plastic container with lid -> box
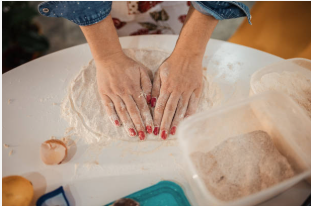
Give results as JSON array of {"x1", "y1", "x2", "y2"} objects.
[
  {"x1": 105, "y1": 181, "x2": 191, "y2": 206},
  {"x1": 178, "y1": 91, "x2": 311, "y2": 206},
  {"x1": 250, "y1": 58, "x2": 311, "y2": 95}
]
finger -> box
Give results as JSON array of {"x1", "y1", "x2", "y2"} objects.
[
  {"x1": 123, "y1": 95, "x2": 146, "y2": 140},
  {"x1": 170, "y1": 92, "x2": 192, "y2": 135},
  {"x1": 151, "y1": 69, "x2": 161, "y2": 108},
  {"x1": 101, "y1": 94, "x2": 121, "y2": 127},
  {"x1": 110, "y1": 95, "x2": 137, "y2": 137},
  {"x1": 132, "y1": 89, "x2": 154, "y2": 135},
  {"x1": 139, "y1": 66, "x2": 152, "y2": 105},
  {"x1": 185, "y1": 88, "x2": 202, "y2": 118},
  {"x1": 160, "y1": 93, "x2": 180, "y2": 140},
  {"x1": 153, "y1": 90, "x2": 170, "y2": 136}
]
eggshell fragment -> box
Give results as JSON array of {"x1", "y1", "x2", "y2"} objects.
[{"x1": 40, "y1": 139, "x2": 67, "y2": 165}]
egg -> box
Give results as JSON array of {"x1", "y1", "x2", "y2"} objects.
[{"x1": 40, "y1": 139, "x2": 67, "y2": 165}]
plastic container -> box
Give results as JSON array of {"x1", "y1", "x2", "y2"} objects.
[
  {"x1": 178, "y1": 91, "x2": 311, "y2": 206},
  {"x1": 105, "y1": 181, "x2": 191, "y2": 206},
  {"x1": 250, "y1": 58, "x2": 311, "y2": 95}
]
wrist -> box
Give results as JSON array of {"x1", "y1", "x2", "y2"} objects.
[
  {"x1": 94, "y1": 49, "x2": 124, "y2": 63},
  {"x1": 171, "y1": 48, "x2": 204, "y2": 61},
  {"x1": 95, "y1": 51, "x2": 127, "y2": 69},
  {"x1": 172, "y1": 5, "x2": 218, "y2": 60}
]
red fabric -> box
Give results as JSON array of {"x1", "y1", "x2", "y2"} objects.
[
  {"x1": 112, "y1": 18, "x2": 126, "y2": 29},
  {"x1": 138, "y1": 1, "x2": 163, "y2": 13},
  {"x1": 130, "y1": 28, "x2": 150, "y2": 35},
  {"x1": 178, "y1": 15, "x2": 187, "y2": 23}
]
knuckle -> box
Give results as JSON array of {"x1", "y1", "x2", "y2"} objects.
[
  {"x1": 135, "y1": 124, "x2": 143, "y2": 131},
  {"x1": 128, "y1": 106, "x2": 138, "y2": 114},
  {"x1": 114, "y1": 87, "x2": 126, "y2": 96},
  {"x1": 167, "y1": 104, "x2": 175, "y2": 112},
  {"x1": 155, "y1": 104, "x2": 165, "y2": 113},
  {"x1": 172, "y1": 118, "x2": 179, "y2": 125},
  {"x1": 105, "y1": 91, "x2": 114, "y2": 97},
  {"x1": 116, "y1": 106, "x2": 125, "y2": 113},
  {"x1": 175, "y1": 87, "x2": 183, "y2": 94},
  {"x1": 128, "y1": 85, "x2": 137, "y2": 94},
  {"x1": 162, "y1": 82, "x2": 170, "y2": 90},
  {"x1": 140, "y1": 103, "x2": 149, "y2": 112},
  {"x1": 160, "y1": 125, "x2": 168, "y2": 131},
  {"x1": 160, "y1": 88, "x2": 170, "y2": 95},
  {"x1": 104, "y1": 102, "x2": 113, "y2": 110},
  {"x1": 98, "y1": 87, "x2": 108, "y2": 96}
]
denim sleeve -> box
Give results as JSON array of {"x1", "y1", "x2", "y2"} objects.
[
  {"x1": 38, "y1": 1, "x2": 112, "y2": 26},
  {"x1": 192, "y1": 1, "x2": 252, "y2": 25}
]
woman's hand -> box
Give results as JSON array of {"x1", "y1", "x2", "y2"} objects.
[
  {"x1": 151, "y1": 5, "x2": 218, "y2": 140},
  {"x1": 96, "y1": 52, "x2": 153, "y2": 140},
  {"x1": 151, "y1": 52, "x2": 203, "y2": 139},
  {"x1": 80, "y1": 15, "x2": 154, "y2": 140}
]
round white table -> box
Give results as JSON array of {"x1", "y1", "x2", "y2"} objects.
[{"x1": 3, "y1": 35, "x2": 311, "y2": 206}]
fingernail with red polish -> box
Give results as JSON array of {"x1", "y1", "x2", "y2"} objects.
[
  {"x1": 170, "y1": 126, "x2": 177, "y2": 135},
  {"x1": 161, "y1": 130, "x2": 168, "y2": 140},
  {"x1": 146, "y1": 126, "x2": 152, "y2": 134},
  {"x1": 138, "y1": 131, "x2": 145, "y2": 140},
  {"x1": 146, "y1": 94, "x2": 151, "y2": 104},
  {"x1": 115, "y1": 120, "x2": 120, "y2": 127},
  {"x1": 151, "y1": 98, "x2": 157, "y2": 108},
  {"x1": 129, "y1": 128, "x2": 136, "y2": 137},
  {"x1": 153, "y1": 127, "x2": 159, "y2": 135}
]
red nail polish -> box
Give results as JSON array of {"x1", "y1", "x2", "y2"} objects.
[
  {"x1": 146, "y1": 126, "x2": 152, "y2": 134},
  {"x1": 153, "y1": 127, "x2": 159, "y2": 135},
  {"x1": 129, "y1": 128, "x2": 136, "y2": 137},
  {"x1": 170, "y1": 126, "x2": 177, "y2": 135},
  {"x1": 151, "y1": 98, "x2": 156, "y2": 107},
  {"x1": 115, "y1": 120, "x2": 120, "y2": 126},
  {"x1": 146, "y1": 94, "x2": 151, "y2": 104},
  {"x1": 138, "y1": 131, "x2": 145, "y2": 140},
  {"x1": 161, "y1": 130, "x2": 167, "y2": 140}
]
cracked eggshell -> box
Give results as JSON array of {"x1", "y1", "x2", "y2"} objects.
[{"x1": 40, "y1": 139, "x2": 67, "y2": 165}]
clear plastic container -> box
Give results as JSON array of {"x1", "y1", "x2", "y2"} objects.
[
  {"x1": 178, "y1": 91, "x2": 311, "y2": 206},
  {"x1": 250, "y1": 58, "x2": 311, "y2": 95}
]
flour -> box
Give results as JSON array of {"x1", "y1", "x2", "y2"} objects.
[
  {"x1": 253, "y1": 71, "x2": 311, "y2": 118},
  {"x1": 61, "y1": 49, "x2": 223, "y2": 144},
  {"x1": 191, "y1": 130, "x2": 295, "y2": 202}
]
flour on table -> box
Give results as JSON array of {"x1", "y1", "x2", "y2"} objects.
[
  {"x1": 191, "y1": 130, "x2": 295, "y2": 202},
  {"x1": 253, "y1": 71, "x2": 311, "y2": 118},
  {"x1": 61, "y1": 49, "x2": 223, "y2": 144}
]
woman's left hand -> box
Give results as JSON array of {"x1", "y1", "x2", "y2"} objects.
[{"x1": 151, "y1": 51, "x2": 203, "y2": 140}]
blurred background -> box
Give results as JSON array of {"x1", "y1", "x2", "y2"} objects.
[{"x1": 2, "y1": 1, "x2": 311, "y2": 73}]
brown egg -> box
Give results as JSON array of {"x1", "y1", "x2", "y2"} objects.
[{"x1": 40, "y1": 139, "x2": 67, "y2": 165}]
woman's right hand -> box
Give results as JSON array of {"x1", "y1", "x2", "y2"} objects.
[{"x1": 96, "y1": 51, "x2": 153, "y2": 140}]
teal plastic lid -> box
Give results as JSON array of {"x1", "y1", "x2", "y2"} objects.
[{"x1": 105, "y1": 181, "x2": 191, "y2": 206}]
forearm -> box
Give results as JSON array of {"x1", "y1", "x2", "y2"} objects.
[
  {"x1": 173, "y1": 6, "x2": 218, "y2": 59},
  {"x1": 80, "y1": 14, "x2": 122, "y2": 62}
]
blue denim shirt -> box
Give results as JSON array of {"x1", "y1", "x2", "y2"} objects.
[{"x1": 38, "y1": 1, "x2": 251, "y2": 26}]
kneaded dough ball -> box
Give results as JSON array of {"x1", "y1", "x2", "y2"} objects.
[
  {"x1": 40, "y1": 139, "x2": 67, "y2": 165},
  {"x1": 2, "y1": 175, "x2": 34, "y2": 206}
]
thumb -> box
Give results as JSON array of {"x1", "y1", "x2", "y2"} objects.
[{"x1": 140, "y1": 66, "x2": 152, "y2": 104}]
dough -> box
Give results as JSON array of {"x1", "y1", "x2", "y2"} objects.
[
  {"x1": 61, "y1": 49, "x2": 222, "y2": 143},
  {"x1": 191, "y1": 131, "x2": 295, "y2": 201}
]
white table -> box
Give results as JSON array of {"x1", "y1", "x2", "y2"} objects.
[{"x1": 3, "y1": 35, "x2": 310, "y2": 206}]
